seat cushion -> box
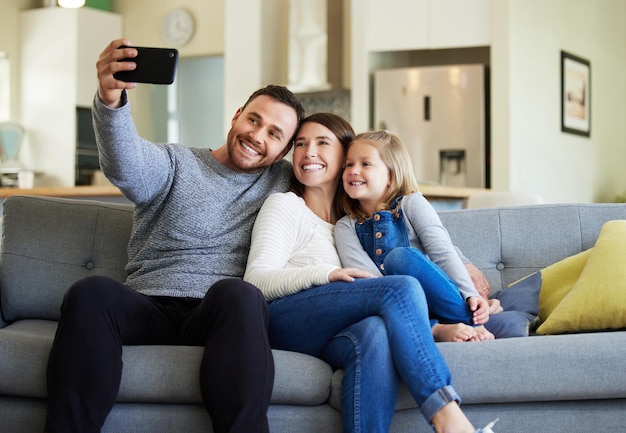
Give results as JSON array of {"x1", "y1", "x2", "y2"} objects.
[
  {"x1": 0, "y1": 319, "x2": 332, "y2": 406},
  {"x1": 328, "y1": 330, "x2": 626, "y2": 412}
]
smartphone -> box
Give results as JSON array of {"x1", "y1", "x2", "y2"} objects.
[{"x1": 113, "y1": 46, "x2": 179, "y2": 85}]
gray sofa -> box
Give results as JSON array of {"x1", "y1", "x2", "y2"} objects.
[{"x1": 2, "y1": 195, "x2": 626, "y2": 433}]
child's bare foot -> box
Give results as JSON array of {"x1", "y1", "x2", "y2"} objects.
[
  {"x1": 470, "y1": 325, "x2": 495, "y2": 341},
  {"x1": 433, "y1": 323, "x2": 477, "y2": 342}
]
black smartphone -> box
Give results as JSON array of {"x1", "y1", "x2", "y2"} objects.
[{"x1": 113, "y1": 46, "x2": 179, "y2": 85}]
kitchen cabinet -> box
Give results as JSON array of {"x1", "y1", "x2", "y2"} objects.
[
  {"x1": 367, "y1": 0, "x2": 430, "y2": 52},
  {"x1": 19, "y1": 8, "x2": 122, "y2": 187},
  {"x1": 367, "y1": 0, "x2": 490, "y2": 52}
]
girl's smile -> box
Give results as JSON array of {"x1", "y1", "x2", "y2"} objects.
[{"x1": 343, "y1": 139, "x2": 391, "y2": 216}]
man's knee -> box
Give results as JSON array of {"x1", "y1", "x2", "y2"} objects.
[
  {"x1": 62, "y1": 275, "x2": 124, "y2": 315},
  {"x1": 205, "y1": 278, "x2": 267, "y2": 314}
]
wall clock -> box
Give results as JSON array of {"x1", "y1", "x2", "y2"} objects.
[{"x1": 161, "y1": 8, "x2": 195, "y2": 47}]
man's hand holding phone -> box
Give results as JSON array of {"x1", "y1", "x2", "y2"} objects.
[
  {"x1": 96, "y1": 39, "x2": 178, "y2": 109},
  {"x1": 96, "y1": 39, "x2": 139, "y2": 108}
]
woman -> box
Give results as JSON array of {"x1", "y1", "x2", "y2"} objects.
[{"x1": 244, "y1": 113, "x2": 497, "y2": 433}]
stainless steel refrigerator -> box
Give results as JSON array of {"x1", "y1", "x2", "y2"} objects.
[{"x1": 374, "y1": 64, "x2": 488, "y2": 188}]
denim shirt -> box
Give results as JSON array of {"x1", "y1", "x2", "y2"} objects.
[{"x1": 355, "y1": 197, "x2": 410, "y2": 274}]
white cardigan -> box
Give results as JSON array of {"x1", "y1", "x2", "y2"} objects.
[{"x1": 244, "y1": 192, "x2": 341, "y2": 301}]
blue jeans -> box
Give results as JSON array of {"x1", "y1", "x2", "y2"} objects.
[
  {"x1": 268, "y1": 275, "x2": 461, "y2": 432},
  {"x1": 384, "y1": 247, "x2": 474, "y2": 326}
]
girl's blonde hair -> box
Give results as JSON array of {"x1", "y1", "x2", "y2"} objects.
[{"x1": 341, "y1": 130, "x2": 419, "y2": 221}]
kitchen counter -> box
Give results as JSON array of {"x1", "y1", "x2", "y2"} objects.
[
  {"x1": 0, "y1": 185, "x2": 123, "y2": 198},
  {"x1": 418, "y1": 184, "x2": 490, "y2": 210},
  {"x1": 0, "y1": 186, "x2": 131, "y2": 207},
  {"x1": 0, "y1": 184, "x2": 487, "y2": 210},
  {"x1": 417, "y1": 184, "x2": 487, "y2": 201}
]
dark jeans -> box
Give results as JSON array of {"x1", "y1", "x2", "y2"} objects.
[{"x1": 44, "y1": 276, "x2": 274, "y2": 433}]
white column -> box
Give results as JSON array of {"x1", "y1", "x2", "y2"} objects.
[{"x1": 287, "y1": 0, "x2": 330, "y2": 92}]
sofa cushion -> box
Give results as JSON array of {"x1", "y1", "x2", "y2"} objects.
[
  {"x1": 328, "y1": 331, "x2": 626, "y2": 412},
  {"x1": 118, "y1": 347, "x2": 333, "y2": 406},
  {"x1": 537, "y1": 249, "x2": 592, "y2": 322},
  {"x1": 497, "y1": 271, "x2": 541, "y2": 315},
  {"x1": 0, "y1": 319, "x2": 332, "y2": 406},
  {"x1": 0, "y1": 196, "x2": 133, "y2": 322},
  {"x1": 484, "y1": 310, "x2": 536, "y2": 338},
  {"x1": 0, "y1": 319, "x2": 54, "y2": 398},
  {"x1": 537, "y1": 220, "x2": 626, "y2": 334},
  {"x1": 485, "y1": 271, "x2": 541, "y2": 338},
  {"x1": 437, "y1": 331, "x2": 626, "y2": 404},
  {"x1": 440, "y1": 204, "x2": 626, "y2": 295}
]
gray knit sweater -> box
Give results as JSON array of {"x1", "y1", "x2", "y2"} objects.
[{"x1": 92, "y1": 93, "x2": 292, "y2": 298}]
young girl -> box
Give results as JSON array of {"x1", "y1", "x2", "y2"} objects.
[
  {"x1": 335, "y1": 130, "x2": 494, "y2": 342},
  {"x1": 245, "y1": 115, "x2": 497, "y2": 432}
]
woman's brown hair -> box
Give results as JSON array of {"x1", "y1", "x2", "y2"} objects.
[{"x1": 289, "y1": 113, "x2": 355, "y2": 219}]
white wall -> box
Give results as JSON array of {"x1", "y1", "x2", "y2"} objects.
[
  {"x1": 0, "y1": 0, "x2": 39, "y2": 122},
  {"x1": 3, "y1": 0, "x2": 625, "y2": 199},
  {"x1": 224, "y1": 0, "x2": 264, "y2": 131},
  {"x1": 493, "y1": 0, "x2": 626, "y2": 203},
  {"x1": 111, "y1": 0, "x2": 224, "y2": 140},
  {"x1": 354, "y1": 0, "x2": 626, "y2": 204},
  {"x1": 19, "y1": 8, "x2": 122, "y2": 186}
]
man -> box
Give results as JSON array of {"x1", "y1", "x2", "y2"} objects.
[{"x1": 44, "y1": 39, "x2": 305, "y2": 433}]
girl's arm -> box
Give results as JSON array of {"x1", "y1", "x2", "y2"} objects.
[
  {"x1": 334, "y1": 216, "x2": 383, "y2": 276},
  {"x1": 402, "y1": 193, "x2": 480, "y2": 300},
  {"x1": 244, "y1": 193, "x2": 338, "y2": 301}
]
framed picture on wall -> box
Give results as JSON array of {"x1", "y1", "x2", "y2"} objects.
[{"x1": 561, "y1": 50, "x2": 591, "y2": 137}]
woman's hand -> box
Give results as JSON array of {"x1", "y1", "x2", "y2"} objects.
[
  {"x1": 465, "y1": 263, "x2": 491, "y2": 298},
  {"x1": 329, "y1": 268, "x2": 374, "y2": 283}
]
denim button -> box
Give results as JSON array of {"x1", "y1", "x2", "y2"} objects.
[
  {"x1": 374, "y1": 214, "x2": 381, "y2": 221},
  {"x1": 496, "y1": 262, "x2": 505, "y2": 271},
  {"x1": 375, "y1": 232, "x2": 382, "y2": 239},
  {"x1": 376, "y1": 248, "x2": 383, "y2": 256}
]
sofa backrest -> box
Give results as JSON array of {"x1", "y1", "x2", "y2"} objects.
[
  {"x1": 2, "y1": 196, "x2": 626, "y2": 323},
  {"x1": 0, "y1": 195, "x2": 133, "y2": 322},
  {"x1": 439, "y1": 203, "x2": 626, "y2": 292}
]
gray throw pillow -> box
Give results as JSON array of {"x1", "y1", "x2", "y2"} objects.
[{"x1": 484, "y1": 271, "x2": 542, "y2": 338}]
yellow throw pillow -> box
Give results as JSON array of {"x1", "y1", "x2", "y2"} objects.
[
  {"x1": 536, "y1": 220, "x2": 626, "y2": 334},
  {"x1": 538, "y1": 248, "x2": 592, "y2": 322}
]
